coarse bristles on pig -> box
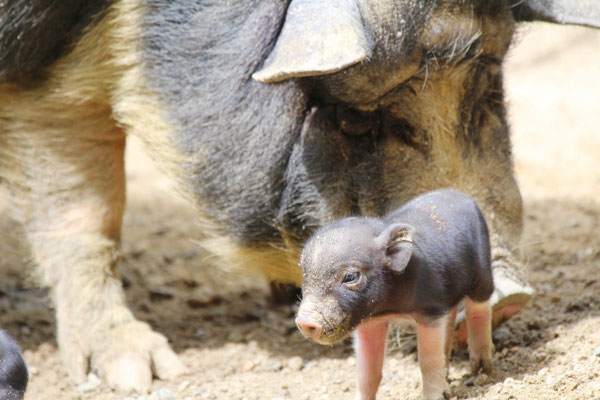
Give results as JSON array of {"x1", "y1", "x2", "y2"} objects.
[
  {"x1": 297, "y1": 189, "x2": 494, "y2": 400},
  {"x1": 1, "y1": 0, "x2": 599, "y2": 393},
  {"x1": 0, "y1": 330, "x2": 28, "y2": 400}
]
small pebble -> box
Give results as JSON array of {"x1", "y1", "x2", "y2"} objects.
[
  {"x1": 195, "y1": 328, "x2": 206, "y2": 337},
  {"x1": 266, "y1": 361, "x2": 283, "y2": 372},
  {"x1": 152, "y1": 388, "x2": 175, "y2": 400},
  {"x1": 493, "y1": 327, "x2": 512, "y2": 342},
  {"x1": 594, "y1": 345, "x2": 600, "y2": 357},
  {"x1": 474, "y1": 373, "x2": 489, "y2": 386},
  {"x1": 287, "y1": 356, "x2": 304, "y2": 371},
  {"x1": 242, "y1": 359, "x2": 256, "y2": 373},
  {"x1": 228, "y1": 330, "x2": 244, "y2": 342},
  {"x1": 536, "y1": 351, "x2": 548, "y2": 362},
  {"x1": 178, "y1": 380, "x2": 191, "y2": 392},
  {"x1": 76, "y1": 373, "x2": 101, "y2": 393}
]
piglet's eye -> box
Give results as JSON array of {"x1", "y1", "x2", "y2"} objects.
[{"x1": 342, "y1": 272, "x2": 360, "y2": 285}]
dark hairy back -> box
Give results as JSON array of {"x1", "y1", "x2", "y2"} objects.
[
  {"x1": 387, "y1": 190, "x2": 493, "y2": 314},
  {"x1": 0, "y1": 0, "x2": 110, "y2": 83}
]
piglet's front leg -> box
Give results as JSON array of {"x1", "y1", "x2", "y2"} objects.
[
  {"x1": 354, "y1": 321, "x2": 388, "y2": 400},
  {"x1": 417, "y1": 316, "x2": 452, "y2": 400}
]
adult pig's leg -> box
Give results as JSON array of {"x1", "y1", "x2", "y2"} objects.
[{"x1": 0, "y1": 96, "x2": 185, "y2": 393}]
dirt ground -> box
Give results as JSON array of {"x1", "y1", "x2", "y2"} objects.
[{"x1": 1, "y1": 23, "x2": 599, "y2": 400}]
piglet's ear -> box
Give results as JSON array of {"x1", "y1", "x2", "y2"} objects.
[
  {"x1": 376, "y1": 223, "x2": 416, "y2": 273},
  {"x1": 252, "y1": 0, "x2": 371, "y2": 83}
]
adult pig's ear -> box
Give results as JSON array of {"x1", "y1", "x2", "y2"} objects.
[
  {"x1": 512, "y1": 0, "x2": 600, "y2": 28},
  {"x1": 376, "y1": 223, "x2": 416, "y2": 273},
  {"x1": 252, "y1": 0, "x2": 371, "y2": 83}
]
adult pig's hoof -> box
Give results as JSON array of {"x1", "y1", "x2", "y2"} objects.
[
  {"x1": 95, "y1": 322, "x2": 187, "y2": 393},
  {"x1": 61, "y1": 320, "x2": 187, "y2": 393}
]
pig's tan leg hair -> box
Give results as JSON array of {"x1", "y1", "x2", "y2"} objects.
[
  {"x1": 0, "y1": 1, "x2": 189, "y2": 393},
  {"x1": 465, "y1": 298, "x2": 493, "y2": 374},
  {"x1": 354, "y1": 321, "x2": 388, "y2": 400},
  {"x1": 417, "y1": 316, "x2": 451, "y2": 400},
  {"x1": 0, "y1": 98, "x2": 185, "y2": 393}
]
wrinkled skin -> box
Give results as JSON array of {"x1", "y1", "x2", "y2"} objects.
[{"x1": 1, "y1": 0, "x2": 599, "y2": 393}]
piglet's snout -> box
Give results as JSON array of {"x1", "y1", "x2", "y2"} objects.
[{"x1": 295, "y1": 315, "x2": 323, "y2": 340}]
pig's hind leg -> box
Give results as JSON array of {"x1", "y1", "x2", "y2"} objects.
[
  {"x1": 465, "y1": 297, "x2": 493, "y2": 374},
  {"x1": 443, "y1": 306, "x2": 458, "y2": 377}
]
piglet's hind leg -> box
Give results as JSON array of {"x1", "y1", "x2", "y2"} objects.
[
  {"x1": 444, "y1": 306, "x2": 458, "y2": 377},
  {"x1": 354, "y1": 321, "x2": 388, "y2": 400},
  {"x1": 465, "y1": 298, "x2": 494, "y2": 374},
  {"x1": 417, "y1": 316, "x2": 451, "y2": 400}
]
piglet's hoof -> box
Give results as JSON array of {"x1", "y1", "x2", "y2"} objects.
[
  {"x1": 421, "y1": 383, "x2": 451, "y2": 400},
  {"x1": 470, "y1": 352, "x2": 493, "y2": 375},
  {"x1": 61, "y1": 320, "x2": 186, "y2": 393}
]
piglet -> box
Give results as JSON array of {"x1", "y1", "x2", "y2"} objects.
[{"x1": 296, "y1": 189, "x2": 494, "y2": 400}]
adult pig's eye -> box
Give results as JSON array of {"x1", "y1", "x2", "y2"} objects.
[{"x1": 342, "y1": 271, "x2": 360, "y2": 285}]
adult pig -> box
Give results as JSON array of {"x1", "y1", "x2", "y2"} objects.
[
  {"x1": 1, "y1": 0, "x2": 599, "y2": 393},
  {"x1": 0, "y1": 330, "x2": 28, "y2": 400}
]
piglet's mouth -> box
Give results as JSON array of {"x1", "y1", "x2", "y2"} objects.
[
  {"x1": 310, "y1": 328, "x2": 353, "y2": 346},
  {"x1": 296, "y1": 312, "x2": 354, "y2": 345}
]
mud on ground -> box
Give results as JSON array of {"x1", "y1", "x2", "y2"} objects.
[{"x1": 1, "y1": 23, "x2": 599, "y2": 400}]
